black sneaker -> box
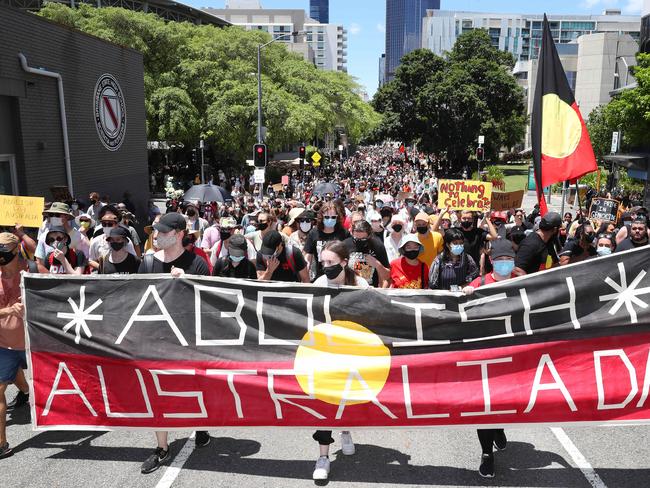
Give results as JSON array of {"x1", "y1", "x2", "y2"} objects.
[
  {"x1": 140, "y1": 447, "x2": 170, "y2": 474},
  {"x1": 479, "y1": 453, "x2": 495, "y2": 478},
  {"x1": 195, "y1": 431, "x2": 210, "y2": 448},
  {"x1": 493, "y1": 430, "x2": 507, "y2": 451},
  {"x1": 7, "y1": 390, "x2": 29, "y2": 410},
  {"x1": 0, "y1": 443, "x2": 14, "y2": 460}
]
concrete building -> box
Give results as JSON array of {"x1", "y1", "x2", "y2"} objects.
[
  {"x1": 385, "y1": 0, "x2": 440, "y2": 83},
  {"x1": 422, "y1": 9, "x2": 640, "y2": 61},
  {"x1": 379, "y1": 53, "x2": 386, "y2": 87},
  {"x1": 310, "y1": 0, "x2": 329, "y2": 24},
  {"x1": 205, "y1": 6, "x2": 347, "y2": 73},
  {"x1": 0, "y1": 5, "x2": 149, "y2": 214},
  {"x1": 643, "y1": 0, "x2": 650, "y2": 53}
]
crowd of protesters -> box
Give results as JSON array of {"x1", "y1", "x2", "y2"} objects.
[{"x1": 1, "y1": 144, "x2": 649, "y2": 480}]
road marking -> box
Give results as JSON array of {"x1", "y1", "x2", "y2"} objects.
[
  {"x1": 550, "y1": 427, "x2": 607, "y2": 488},
  {"x1": 155, "y1": 432, "x2": 196, "y2": 488}
]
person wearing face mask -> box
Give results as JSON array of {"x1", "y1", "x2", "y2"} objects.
[
  {"x1": 515, "y1": 211, "x2": 562, "y2": 274},
  {"x1": 558, "y1": 221, "x2": 597, "y2": 265},
  {"x1": 616, "y1": 218, "x2": 650, "y2": 252},
  {"x1": 282, "y1": 207, "x2": 307, "y2": 237},
  {"x1": 367, "y1": 211, "x2": 385, "y2": 240},
  {"x1": 35, "y1": 202, "x2": 83, "y2": 268},
  {"x1": 99, "y1": 226, "x2": 140, "y2": 274},
  {"x1": 183, "y1": 202, "x2": 208, "y2": 247},
  {"x1": 384, "y1": 216, "x2": 406, "y2": 263},
  {"x1": 595, "y1": 233, "x2": 616, "y2": 257},
  {"x1": 212, "y1": 234, "x2": 257, "y2": 279},
  {"x1": 0, "y1": 233, "x2": 30, "y2": 460},
  {"x1": 256, "y1": 231, "x2": 310, "y2": 283},
  {"x1": 183, "y1": 228, "x2": 212, "y2": 273},
  {"x1": 343, "y1": 220, "x2": 390, "y2": 288},
  {"x1": 413, "y1": 212, "x2": 443, "y2": 268},
  {"x1": 245, "y1": 212, "x2": 286, "y2": 253},
  {"x1": 138, "y1": 211, "x2": 210, "y2": 475},
  {"x1": 462, "y1": 239, "x2": 520, "y2": 478},
  {"x1": 429, "y1": 228, "x2": 479, "y2": 290},
  {"x1": 43, "y1": 228, "x2": 87, "y2": 275},
  {"x1": 389, "y1": 234, "x2": 429, "y2": 289},
  {"x1": 86, "y1": 192, "x2": 105, "y2": 223},
  {"x1": 304, "y1": 202, "x2": 350, "y2": 278},
  {"x1": 88, "y1": 206, "x2": 137, "y2": 271},
  {"x1": 458, "y1": 210, "x2": 497, "y2": 265},
  {"x1": 289, "y1": 209, "x2": 316, "y2": 252},
  {"x1": 119, "y1": 211, "x2": 142, "y2": 257},
  {"x1": 310, "y1": 240, "x2": 366, "y2": 481}
]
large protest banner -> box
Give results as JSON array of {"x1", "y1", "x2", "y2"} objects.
[
  {"x1": 438, "y1": 180, "x2": 492, "y2": 211},
  {"x1": 23, "y1": 247, "x2": 650, "y2": 430}
]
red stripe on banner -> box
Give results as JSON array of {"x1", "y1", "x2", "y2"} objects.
[{"x1": 30, "y1": 331, "x2": 650, "y2": 430}]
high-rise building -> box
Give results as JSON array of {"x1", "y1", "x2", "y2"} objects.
[
  {"x1": 642, "y1": 0, "x2": 650, "y2": 53},
  {"x1": 379, "y1": 53, "x2": 386, "y2": 87},
  {"x1": 310, "y1": 0, "x2": 329, "y2": 24},
  {"x1": 384, "y1": 0, "x2": 440, "y2": 83}
]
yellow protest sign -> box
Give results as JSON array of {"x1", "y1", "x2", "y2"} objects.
[
  {"x1": 0, "y1": 195, "x2": 45, "y2": 228},
  {"x1": 438, "y1": 179, "x2": 492, "y2": 211}
]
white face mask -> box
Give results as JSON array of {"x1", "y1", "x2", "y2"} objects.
[
  {"x1": 49, "y1": 217, "x2": 63, "y2": 227},
  {"x1": 299, "y1": 222, "x2": 312, "y2": 233}
]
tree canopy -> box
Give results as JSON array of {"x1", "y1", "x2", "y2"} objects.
[
  {"x1": 372, "y1": 30, "x2": 526, "y2": 171},
  {"x1": 39, "y1": 4, "x2": 380, "y2": 164}
]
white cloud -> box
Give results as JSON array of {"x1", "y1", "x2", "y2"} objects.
[
  {"x1": 349, "y1": 23, "x2": 361, "y2": 35},
  {"x1": 376, "y1": 23, "x2": 386, "y2": 33},
  {"x1": 580, "y1": 0, "x2": 642, "y2": 11},
  {"x1": 624, "y1": 0, "x2": 643, "y2": 12}
]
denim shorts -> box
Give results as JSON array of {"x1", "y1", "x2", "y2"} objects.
[{"x1": 0, "y1": 348, "x2": 27, "y2": 383}]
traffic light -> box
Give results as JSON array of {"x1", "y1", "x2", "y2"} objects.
[
  {"x1": 476, "y1": 146, "x2": 485, "y2": 161},
  {"x1": 299, "y1": 146, "x2": 306, "y2": 160},
  {"x1": 254, "y1": 143, "x2": 267, "y2": 168}
]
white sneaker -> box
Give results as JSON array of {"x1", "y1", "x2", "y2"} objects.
[
  {"x1": 340, "y1": 431, "x2": 355, "y2": 455},
  {"x1": 313, "y1": 456, "x2": 330, "y2": 480}
]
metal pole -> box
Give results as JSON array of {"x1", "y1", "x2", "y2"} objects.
[
  {"x1": 200, "y1": 144, "x2": 205, "y2": 184},
  {"x1": 560, "y1": 181, "x2": 567, "y2": 217},
  {"x1": 257, "y1": 45, "x2": 263, "y2": 145}
]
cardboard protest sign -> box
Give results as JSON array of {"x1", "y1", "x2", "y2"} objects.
[
  {"x1": 438, "y1": 180, "x2": 492, "y2": 211},
  {"x1": 589, "y1": 198, "x2": 620, "y2": 222},
  {"x1": 491, "y1": 190, "x2": 525, "y2": 211},
  {"x1": 281, "y1": 175, "x2": 289, "y2": 185},
  {"x1": 0, "y1": 195, "x2": 45, "y2": 228}
]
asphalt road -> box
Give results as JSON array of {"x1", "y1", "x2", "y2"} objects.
[{"x1": 3, "y1": 384, "x2": 650, "y2": 488}]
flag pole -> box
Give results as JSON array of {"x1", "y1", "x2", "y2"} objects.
[{"x1": 575, "y1": 181, "x2": 583, "y2": 217}]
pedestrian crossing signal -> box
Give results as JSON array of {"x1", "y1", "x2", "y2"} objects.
[
  {"x1": 299, "y1": 146, "x2": 306, "y2": 159},
  {"x1": 476, "y1": 147, "x2": 485, "y2": 161},
  {"x1": 254, "y1": 144, "x2": 267, "y2": 168}
]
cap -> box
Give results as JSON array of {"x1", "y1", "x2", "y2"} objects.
[
  {"x1": 398, "y1": 233, "x2": 423, "y2": 250},
  {"x1": 108, "y1": 225, "x2": 131, "y2": 241},
  {"x1": 539, "y1": 212, "x2": 562, "y2": 230},
  {"x1": 367, "y1": 211, "x2": 382, "y2": 222},
  {"x1": 43, "y1": 202, "x2": 73, "y2": 217},
  {"x1": 260, "y1": 230, "x2": 283, "y2": 256},
  {"x1": 0, "y1": 233, "x2": 19, "y2": 252},
  {"x1": 219, "y1": 217, "x2": 237, "y2": 229},
  {"x1": 491, "y1": 211, "x2": 508, "y2": 222},
  {"x1": 490, "y1": 239, "x2": 516, "y2": 259},
  {"x1": 414, "y1": 212, "x2": 430, "y2": 223},
  {"x1": 287, "y1": 208, "x2": 305, "y2": 226},
  {"x1": 297, "y1": 209, "x2": 316, "y2": 221},
  {"x1": 227, "y1": 234, "x2": 248, "y2": 258},
  {"x1": 153, "y1": 212, "x2": 187, "y2": 233},
  {"x1": 46, "y1": 226, "x2": 71, "y2": 244},
  {"x1": 98, "y1": 205, "x2": 120, "y2": 221}
]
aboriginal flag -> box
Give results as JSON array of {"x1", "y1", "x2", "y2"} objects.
[{"x1": 531, "y1": 15, "x2": 597, "y2": 214}]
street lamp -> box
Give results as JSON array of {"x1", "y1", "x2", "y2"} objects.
[{"x1": 257, "y1": 30, "x2": 303, "y2": 199}]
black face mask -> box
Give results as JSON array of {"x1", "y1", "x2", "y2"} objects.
[
  {"x1": 402, "y1": 249, "x2": 420, "y2": 260},
  {"x1": 354, "y1": 238, "x2": 369, "y2": 253},
  {"x1": 110, "y1": 241, "x2": 126, "y2": 251},
  {"x1": 257, "y1": 223, "x2": 269, "y2": 231},
  {"x1": 0, "y1": 251, "x2": 17, "y2": 265},
  {"x1": 186, "y1": 209, "x2": 197, "y2": 217},
  {"x1": 416, "y1": 226, "x2": 429, "y2": 235},
  {"x1": 323, "y1": 263, "x2": 343, "y2": 280},
  {"x1": 392, "y1": 224, "x2": 403, "y2": 233},
  {"x1": 182, "y1": 236, "x2": 195, "y2": 247},
  {"x1": 220, "y1": 231, "x2": 232, "y2": 241},
  {"x1": 461, "y1": 221, "x2": 473, "y2": 230},
  {"x1": 584, "y1": 233, "x2": 596, "y2": 243}
]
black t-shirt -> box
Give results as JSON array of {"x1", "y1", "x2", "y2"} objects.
[
  {"x1": 256, "y1": 246, "x2": 307, "y2": 282},
  {"x1": 515, "y1": 232, "x2": 558, "y2": 274},
  {"x1": 616, "y1": 238, "x2": 649, "y2": 252},
  {"x1": 212, "y1": 257, "x2": 257, "y2": 279},
  {"x1": 138, "y1": 250, "x2": 210, "y2": 276},
  {"x1": 461, "y1": 227, "x2": 489, "y2": 264},
  {"x1": 343, "y1": 236, "x2": 390, "y2": 287},
  {"x1": 303, "y1": 226, "x2": 350, "y2": 277},
  {"x1": 101, "y1": 253, "x2": 141, "y2": 275},
  {"x1": 559, "y1": 238, "x2": 597, "y2": 260}
]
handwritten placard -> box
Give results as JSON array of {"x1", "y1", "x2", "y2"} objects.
[
  {"x1": 589, "y1": 198, "x2": 620, "y2": 222},
  {"x1": 491, "y1": 190, "x2": 525, "y2": 211},
  {"x1": 0, "y1": 195, "x2": 45, "y2": 228},
  {"x1": 438, "y1": 179, "x2": 492, "y2": 211}
]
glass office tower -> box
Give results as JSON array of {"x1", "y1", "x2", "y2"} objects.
[{"x1": 310, "y1": 0, "x2": 329, "y2": 24}]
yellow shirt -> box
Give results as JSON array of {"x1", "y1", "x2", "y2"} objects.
[{"x1": 418, "y1": 231, "x2": 443, "y2": 267}]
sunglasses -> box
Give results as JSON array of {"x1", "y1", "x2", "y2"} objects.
[
  {"x1": 46, "y1": 236, "x2": 66, "y2": 245},
  {"x1": 101, "y1": 221, "x2": 117, "y2": 227}
]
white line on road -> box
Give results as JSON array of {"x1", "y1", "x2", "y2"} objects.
[
  {"x1": 155, "y1": 432, "x2": 196, "y2": 488},
  {"x1": 550, "y1": 427, "x2": 607, "y2": 488}
]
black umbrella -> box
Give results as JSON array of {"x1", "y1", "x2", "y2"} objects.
[
  {"x1": 313, "y1": 182, "x2": 340, "y2": 196},
  {"x1": 182, "y1": 183, "x2": 231, "y2": 203}
]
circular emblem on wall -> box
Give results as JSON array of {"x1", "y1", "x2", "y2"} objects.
[{"x1": 94, "y1": 74, "x2": 126, "y2": 151}]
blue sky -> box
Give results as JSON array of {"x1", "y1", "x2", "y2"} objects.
[{"x1": 185, "y1": 0, "x2": 645, "y2": 97}]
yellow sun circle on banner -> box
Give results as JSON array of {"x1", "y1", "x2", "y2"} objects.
[
  {"x1": 542, "y1": 93, "x2": 582, "y2": 159},
  {"x1": 294, "y1": 320, "x2": 391, "y2": 406}
]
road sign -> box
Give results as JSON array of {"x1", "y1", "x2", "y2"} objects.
[
  {"x1": 254, "y1": 168, "x2": 265, "y2": 184},
  {"x1": 338, "y1": 144, "x2": 344, "y2": 151},
  {"x1": 311, "y1": 152, "x2": 322, "y2": 164},
  {"x1": 611, "y1": 132, "x2": 620, "y2": 155},
  {"x1": 478, "y1": 135, "x2": 485, "y2": 145}
]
